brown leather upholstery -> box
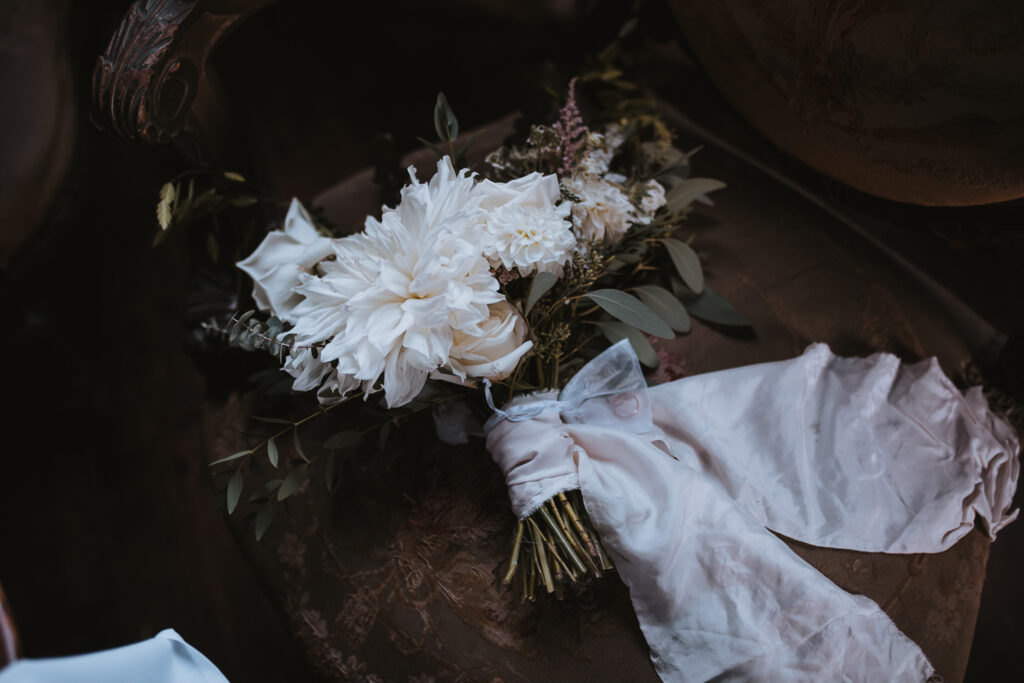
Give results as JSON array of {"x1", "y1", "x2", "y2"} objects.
[{"x1": 203, "y1": 114, "x2": 998, "y2": 681}]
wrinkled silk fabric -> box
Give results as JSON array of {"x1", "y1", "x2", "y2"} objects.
[{"x1": 485, "y1": 342, "x2": 1019, "y2": 682}]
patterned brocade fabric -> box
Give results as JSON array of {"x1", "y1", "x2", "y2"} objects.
[{"x1": 202, "y1": 126, "x2": 1002, "y2": 682}]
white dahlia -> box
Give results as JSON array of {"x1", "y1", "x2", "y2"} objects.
[
  {"x1": 477, "y1": 172, "x2": 574, "y2": 276},
  {"x1": 282, "y1": 158, "x2": 524, "y2": 407}
]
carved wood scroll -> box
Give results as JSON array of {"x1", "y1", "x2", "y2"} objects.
[{"x1": 91, "y1": 0, "x2": 275, "y2": 162}]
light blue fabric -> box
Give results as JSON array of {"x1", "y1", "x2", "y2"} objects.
[{"x1": 0, "y1": 629, "x2": 228, "y2": 682}]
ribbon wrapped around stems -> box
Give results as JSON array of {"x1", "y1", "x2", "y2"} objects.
[{"x1": 485, "y1": 341, "x2": 1019, "y2": 682}]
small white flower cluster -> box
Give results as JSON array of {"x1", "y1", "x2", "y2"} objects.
[
  {"x1": 563, "y1": 124, "x2": 668, "y2": 244},
  {"x1": 238, "y1": 158, "x2": 575, "y2": 407}
]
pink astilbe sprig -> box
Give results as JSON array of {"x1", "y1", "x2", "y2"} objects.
[{"x1": 552, "y1": 78, "x2": 588, "y2": 176}]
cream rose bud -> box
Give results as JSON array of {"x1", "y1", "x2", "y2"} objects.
[
  {"x1": 449, "y1": 301, "x2": 533, "y2": 380},
  {"x1": 236, "y1": 198, "x2": 334, "y2": 323}
]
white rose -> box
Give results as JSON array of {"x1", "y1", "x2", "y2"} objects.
[
  {"x1": 236, "y1": 198, "x2": 334, "y2": 323},
  {"x1": 449, "y1": 301, "x2": 532, "y2": 380},
  {"x1": 566, "y1": 177, "x2": 635, "y2": 244}
]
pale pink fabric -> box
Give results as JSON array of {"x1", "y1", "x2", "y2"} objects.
[{"x1": 486, "y1": 344, "x2": 1019, "y2": 682}]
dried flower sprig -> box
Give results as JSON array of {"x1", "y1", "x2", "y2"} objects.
[{"x1": 552, "y1": 78, "x2": 588, "y2": 175}]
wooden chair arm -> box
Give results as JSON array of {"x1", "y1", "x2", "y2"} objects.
[{"x1": 91, "y1": 0, "x2": 276, "y2": 163}]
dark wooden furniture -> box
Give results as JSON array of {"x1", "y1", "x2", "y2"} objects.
[
  {"x1": 92, "y1": 0, "x2": 275, "y2": 163},
  {"x1": 0, "y1": 582, "x2": 20, "y2": 670}
]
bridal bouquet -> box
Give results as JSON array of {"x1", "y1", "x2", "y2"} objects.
[
  {"x1": 167, "y1": 75, "x2": 1018, "y2": 681},
  {"x1": 208, "y1": 78, "x2": 740, "y2": 598}
]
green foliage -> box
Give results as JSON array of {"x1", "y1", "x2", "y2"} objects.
[
  {"x1": 674, "y1": 282, "x2": 752, "y2": 328},
  {"x1": 660, "y1": 238, "x2": 704, "y2": 294},
  {"x1": 584, "y1": 289, "x2": 673, "y2": 339},
  {"x1": 434, "y1": 92, "x2": 459, "y2": 143},
  {"x1": 153, "y1": 170, "x2": 261, "y2": 244},
  {"x1": 526, "y1": 271, "x2": 558, "y2": 315},
  {"x1": 633, "y1": 285, "x2": 691, "y2": 333},
  {"x1": 594, "y1": 321, "x2": 658, "y2": 368}
]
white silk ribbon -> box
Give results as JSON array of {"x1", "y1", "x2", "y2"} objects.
[{"x1": 484, "y1": 341, "x2": 1020, "y2": 682}]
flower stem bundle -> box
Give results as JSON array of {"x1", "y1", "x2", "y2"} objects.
[{"x1": 505, "y1": 491, "x2": 612, "y2": 601}]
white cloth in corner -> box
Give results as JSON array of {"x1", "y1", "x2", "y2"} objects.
[
  {"x1": 0, "y1": 629, "x2": 229, "y2": 683},
  {"x1": 486, "y1": 341, "x2": 1020, "y2": 682}
]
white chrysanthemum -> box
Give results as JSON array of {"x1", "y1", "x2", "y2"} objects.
[{"x1": 566, "y1": 176, "x2": 636, "y2": 244}]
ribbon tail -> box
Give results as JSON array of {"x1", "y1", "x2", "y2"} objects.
[
  {"x1": 566, "y1": 424, "x2": 935, "y2": 682},
  {"x1": 646, "y1": 343, "x2": 1020, "y2": 553}
]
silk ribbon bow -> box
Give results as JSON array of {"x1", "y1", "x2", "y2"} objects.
[{"x1": 485, "y1": 341, "x2": 1019, "y2": 682}]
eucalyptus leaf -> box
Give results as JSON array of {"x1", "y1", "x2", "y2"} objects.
[
  {"x1": 584, "y1": 289, "x2": 673, "y2": 339},
  {"x1": 254, "y1": 502, "x2": 275, "y2": 541},
  {"x1": 210, "y1": 450, "x2": 250, "y2": 466},
  {"x1": 633, "y1": 285, "x2": 691, "y2": 333},
  {"x1": 594, "y1": 321, "x2": 659, "y2": 368},
  {"x1": 227, "y1": 470, "x2": 243, "y2": 514},
  {"x1": 247, "y1": 479, "x2": 282, "y2": 502},
  {"x1": 617, "y1": 17, "x2": 639, "y2": 38},
  {"x1": 666, "y1": 178, "x2": 726, "y2": 213},
  {"x1": 278, "y1": 465, "x2": 308, "y2": 501},
  {"x1": 433, "y1": 92, "x2": 459, "y2": 142},
  {"x1": 206, "y1": 234, "x2": 219, "y2": 263},
  {"x1": 661, "y1": 238, "x2": 704, "y2": 294},
  {"x1": 251, "y1": 415, "x2": 293, "y2": 425},
  {"x1": 325, "y1": 452, "x2": 337, "y2": 492},
  {"x1": 525, "y1": 271, "x2": 558, "y2": 315},
  {"x1": 267, "y1": 437, "x2": 279, "y2": 468},
  {"x1": 293, "y1": 429, "x2": 309, "y2": 462},
  {"x1": 323, "y1": 430, "x2": 362, "y2": 451},
  {"x1": 237, "y1": 309, "x2": 255, "y2": 325},
  {"x1": 612, "y1": 251, "x2": 641, "y2": 265},
  {"x1": 677, "y1": 283, "x2": 752, "y2": 327},
  {"x1": 228, "y1": 320, "x2": 243, "y2": 346}
]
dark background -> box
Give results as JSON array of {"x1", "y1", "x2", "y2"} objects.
[{"x1": 1, "y1": 1, "x2": 1021, "y2": 680}]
